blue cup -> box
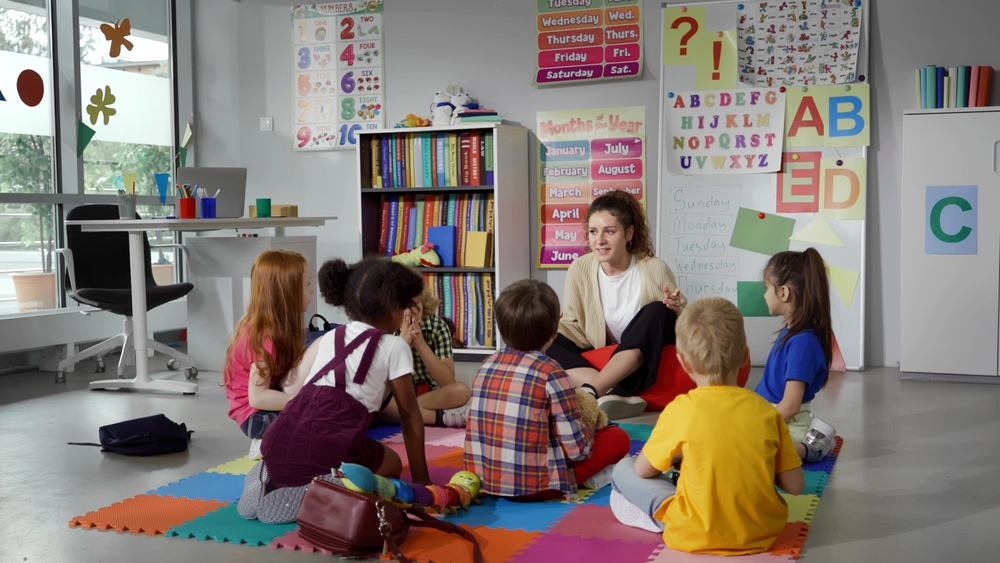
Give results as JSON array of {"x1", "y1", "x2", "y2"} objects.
[{"x1": 200, "y1": 197, "x2": 217, "y2": 219}]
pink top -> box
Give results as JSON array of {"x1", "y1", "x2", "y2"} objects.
[{"x1": 225, "y1": 330, "x2": 276, "y2": 426}]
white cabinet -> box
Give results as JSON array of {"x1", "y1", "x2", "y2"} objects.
[{"x1": 900, "y1": 109, "x2": 1000, "y2": 377}]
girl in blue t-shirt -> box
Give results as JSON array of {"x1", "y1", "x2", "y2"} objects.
[{"x1": 756, "y1": 248, "x2": 837, "y2": 462}]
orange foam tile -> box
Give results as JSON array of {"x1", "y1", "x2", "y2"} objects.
[
  {"x1": 402, "y1": 524, "x2": 541, "y2": 563},
  {"x1": 68, "y1": 494, "x2": 226, "y2": 536},
  {"x1": 766, "y1": 522, "x2": 809, "y2": 559}
]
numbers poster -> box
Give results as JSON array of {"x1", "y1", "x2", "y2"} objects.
[
  {"x1": 536, "y1": 106, "x2": 646, "y2": 268},
  {"x1": 291, "y1": 2, "x2": 385, "y2": 151},
  {"x1": 535, "y1": 0, "x2": 643, "y2": 85}
]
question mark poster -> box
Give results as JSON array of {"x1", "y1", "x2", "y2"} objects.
[
  {"x1": 291, "y1": 1, "x2": 385, "y2": 151},
  {"x1": 536, "y1": 106, "x2": 646, "y2": 268},
  {"x1": 662, "y1": 5, "x2": 738, "y2": 90},
  {"x1": 535, "y1": 0, "x2": 643, "y2": 85}
]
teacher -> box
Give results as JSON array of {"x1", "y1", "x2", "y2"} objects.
[{"x1": 547, "y1": 190, "x2": 686, "y2": 420}]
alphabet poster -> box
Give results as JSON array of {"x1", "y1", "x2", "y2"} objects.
[
  {"x1": 291, "y1": 1, "x2": 385, "y2": 151},
  {"x1": 664, "y1": 88, "x2": 786, "y2": 175},
  {"x1": 536, "y1": 106, "x2": 646, "y2": 268},
  {"x1": 738, "y1": 0, "x2": 862, "y2": 88},
  {"x1": 535, "y1": 0, "x2": 643, "y2": 85}
]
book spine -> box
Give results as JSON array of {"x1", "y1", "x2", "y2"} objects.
[
  {"x1": 449, "y1": 134, "x2": 459, "y2": 186},
  {"x1": 415, "y1": 198, "x2": 425, "y2": 247},
  {"x1": 394, "y1": 195, "x2": 406, "y2": 254},
  {"x1": 486, "y1": 193, "x2": 495, "y2": 233},
  {"x1": 406, "y1": 206, "x2": 417, "y2": 250},
  {"x1": 456, "y1": 194, "x2": 467, "y2": 267},
  {"x1": 422, "y1": 133, "x2": 434, "y2": 187},
  {"x1": 437, "y1": 135, "x2": 446, "y2": 186},
  {"x1": 484, "y1": 274, "x2": 494, "y2": 348},
  {"x1": 957, "y1": 66, "x2": 967, "y2": 108},
  {"x1": 447, "y1": 194, "x2": 457, "y2": 229},
  {"x1": 443, "y1": 273, "x2": 453, "y2": 325},
  {"x1": 371, "y1": 136, "x2": 380, "y2": 188},
  {"x1": 464, "y1": 275, "x2": 474, "y2": 347},
  {"x1": 380, "y1": 136, "x2": 391, "y2": 188},
  {"x1": 412, "y1": 134, "x2": 422, "y2": 188},
  {"x1": 924, "y1": 65, "x2": 935, "y2": 110},
  {"x1": 936, "y1": 66, "x2": 944, "y2": 109},
  {"x1": 423, "y1": 194, "x2": 435, "y2": 243},
  {"x1": 401, "y1": 196, "x2": 413, "y2": 251},
  {"x1": 485, "y1": 131, "x2": 494, "y2": 185},
  {"x1": 948, "y1": 67, "x2": 958, "y2": 109},
  {"x1": 387, "y1": 196, "x2": 398, "y2": 256},
  {"x1": 378, "y1": 196, "x2": 389, "y2": 255},
  {"x1": 460, "y1": 133, "x2": 472, "y2": 186},
  {"x1": 470, "y1": 132, "x2": 481, "y2": 186},
  {"x1": 478, "y1": 193, "x2": 485, "y2": 232},
  {"x1": 393, "y1": 135, "x2": 401, "y2": 187},
  {"x1": 918, "y1": 67, "x2": 925, "y2": 109},
  {"x1": 476, "y1": 275, "x2": 484, "y2": 347},
  {"x1": 970, "y1": 66, "x2": 980, "y2": 107},
  {"x1": 978, "y1": 66, "x2": 992, "y2": 107}
]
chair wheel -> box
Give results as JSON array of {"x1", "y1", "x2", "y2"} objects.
[
  {"x1": 167, "y1": 359, "x2": 181, "y2": 371},
  {"x1": 95, "y1": 361, "x2": 106, "y2": 373},
  {"x1": 184, "y1": 367, "x2": 198, "y2": 379},
  {"x1": 56, "y1": 371, "x2": 66, "y2": 384}
]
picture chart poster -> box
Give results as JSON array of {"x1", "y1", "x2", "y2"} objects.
[
  {"x1": 535, "y1": 0, "x2": 643, "y2": 85},
  {"x1": 291, "y1": 1, "x2": 385, "y2": 151},
  {"x1": 536, "y1": 106, "x2": 646, "y2": 268}
]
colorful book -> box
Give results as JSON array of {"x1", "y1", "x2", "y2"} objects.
[
  {"x1": 387, "y1": 196, "x2": 399, "y2": 256},
  {"x1": 412, "y1": 134, "x2": 423, "y2": 188},
  {"x1": 406, "y1": 206, "x2": 417, "y2": 250},
  {"x1": 460, "y1": 132, "x2": 472, "y2": 186},
  {"x1": 470, "y1": 131, "x2": 481, "y2": 186},
  {"x1": 457, "y1": 274, "x2": 467, "y2": 346},
  {"x1": 442, "y1": 273, "x2": 453, "y2": 327},
  {"x1": 422, "y1": 133, "x2": 434, "y2": 187},
  {"x1": 948, "y1": 67, "x2": 958, "y2": 109},
  {"x1": 428, "y1": 225, "x2": 456, "y2": 267},
  {"x1": 380, "y1": 136, "x2": 391, "y2": 188},
  {"x1": 957, "y1": 66, "x2": 967, "y2": 108},
  {"x1": 466, "y1": 274, "x2": 477, "y2": 347},
  {"x1": 918, "y1": 67, "x2": 925, "y2": 108},
  {"x1": 436, "y1": 135, "x2": 446, "y2": 186},
  {"x1": 970, "y1": 66, "x2": 980, "y2": 107},
  {"x1": 936, "y1": 66, "x2": 944, "y2": 109},
  {"x1": 378, "y1": 196, "x2": 389, "y2": 255},
  {"x1": 483, "y1": 275, "x2": 494, "y2": 347},
  {"x1": 924, "y1": 65, "x2": 935, "y2": 110},
  {"x1": 484, "y1": 131, "x2": 494, "y2": 185},
  {"x1": 456, "y1": 194, "x2": 468, "y2": 267},
  {"x1": 447, "y1": 194, "x2": 457, "y2": 230},
  {"x1": 371, "y1": 136, "x2": 381, "y2": 188},
  {"x1": 475, "y1": 275, "x2": 485, "y2": 347},
  {"x1": 415, "y1": 199, "x2": 425, "y2": 247},
  {"x1": 437, "y1": 273, "x2": 447, "y2": 319},
  {"x1": 978, "y1": 66, "x2": 992, "y2": 107},
  {"x1": 465, "y1": 231, "x2": 492, "y2": 268},
  {"x1": 486, "y1": 194, "x2": 495, "y2": 233},
  {"x1": 422, "y1": 194, "x2": 435, "y2": 243},
  {"x1": 448, "y1": 134, "x2": 459, "y2": 186}
]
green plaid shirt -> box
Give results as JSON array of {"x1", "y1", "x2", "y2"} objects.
[{"x1": 408, "y1": 315, "x2": 454, "y2": 387}]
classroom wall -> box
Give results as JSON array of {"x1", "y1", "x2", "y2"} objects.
[{"x1": 192, "y1": 0, "x2": 999, "y2": 367}]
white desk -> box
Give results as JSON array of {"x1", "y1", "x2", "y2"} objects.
[{"x1": 64, "y1": 217, "x2": 336, "y2": 394}]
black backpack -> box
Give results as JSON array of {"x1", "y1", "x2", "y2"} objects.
[{"x1": 69, "y1": 414, "x2": 193, "y2": 456}]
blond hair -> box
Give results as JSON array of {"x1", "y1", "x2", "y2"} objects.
[
  {"x1": 675, "y1": 298, "x2": 746, "y2": 385},
  {"x1": 411, "y1": 269, "x2": 441, "y2": 317}
]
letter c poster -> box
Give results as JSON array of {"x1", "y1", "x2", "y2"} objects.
[{"x1": 536, "y1": 106, "x2": 646, "y2": 268}]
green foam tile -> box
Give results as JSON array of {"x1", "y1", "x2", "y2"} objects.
[{"x1": 165, "y1": 503, "x2": 297, "y2": 546}]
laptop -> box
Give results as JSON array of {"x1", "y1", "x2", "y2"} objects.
[{"x1": 176, "y1": 167, "x2": 248, "y2": 218}]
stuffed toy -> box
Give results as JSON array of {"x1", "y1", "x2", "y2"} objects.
[
  {"x1": 391, "y1": 242, "x2": 441, "y2": 267},
  {"x1": 430, "y1": 86, "x2": 462, "y2": 127},
  {"x1": 575, "y1": 387, "x2": 608, "y2": 432},
  {"x1": 449, "y1": 91, "x2": 481, "y2": 125},
  {"x1": 335, "y1": 463, "x2": 483, "y2": 515},
  {"x1": 394, "y1": 113, "x2": 431, "y2": 128}
]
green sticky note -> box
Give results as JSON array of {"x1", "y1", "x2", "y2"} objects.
[
  {"x1": 179, "y1": 146, "x2": 187, "y2": 167},
  {"x1": 737, "y1": 281, "x2": 772, "y2": 317},
  {"x1": 77, "y1": 120, "x2": 96, "y2": 156},
  {"x1": 730, "y1": 207, "x2": 795, "y2": 256}
]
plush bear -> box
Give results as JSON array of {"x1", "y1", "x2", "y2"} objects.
[
  {"x1": 430, "y1": 86, "x2": 461, "y2": 127},
  {"x1": 575, "y1": 388, "x2": 608, "y2": 432}
]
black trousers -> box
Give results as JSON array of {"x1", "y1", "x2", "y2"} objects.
[{"x1": 547, "y1": 302, "x2": 677, "y2": 396}]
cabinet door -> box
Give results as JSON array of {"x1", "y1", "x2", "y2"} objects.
[{"x1": 900, "y1": 111, "x2": 1000, "y2": 376}]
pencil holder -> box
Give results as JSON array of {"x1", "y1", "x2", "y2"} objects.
[
  {"x1": 116, "y1": 194, "x2": 135, "y2": 219},
  {"x1": 200, "y1": 197, "x2": 217, "y2": 219},
  {"x1": 179, "y1": 197, "x2": 196, "y2": 219},
  {"x1": 256, "y1": 198, "x2": 271, "y2": 218}
]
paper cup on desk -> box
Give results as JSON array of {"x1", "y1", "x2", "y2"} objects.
[
  {"x1": 256, "y1": 198, "x2": 271, "y2": 218},
  {"x1": 200, "y1": 198, "x2": 217, "y2": 219},
  {"x1": 179, "y1": 197, "x2": 196, "y2": 219},
  {"x1": 116, "y1": 194, "x2": 135, "y2": 219}
]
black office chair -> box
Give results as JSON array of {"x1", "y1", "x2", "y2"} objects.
[{"x1": 55, "y1": 204, "x2": 197, "y2": 382}]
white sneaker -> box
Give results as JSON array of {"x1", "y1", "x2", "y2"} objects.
[
  {"x1": 580, "y1": 464, "x2": 614, "y2": 490},
  {"x1": 249, "y1": 438, "x2": 262, "y2": 460},
  {"x1": 441, "y1": 401, "x2": 471, "y2": 428},
  {"x1": 609, "y1": 489, "x2": 662, "y2": 533},
  {"x1": 803, "y1": 418, "x2": 837, "y2": 462},
  {"x1": 598, "y1": 395, "x2": 647, "y2": 421}
]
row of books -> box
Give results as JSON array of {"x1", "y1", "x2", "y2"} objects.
[
  {"x1": 452, "y1": 108, "x2": 505, "y2": 125},
  {"x1": 379, "y1": 192, "x2": 494, "y2": 267},
  {"x1": 370, "y1": 131, "x2": 494, "y2": 188},
  {"x1": 423, "y1": 272, "x2": 494, "y2": 349},
  {"x1": 917, "y1": 65, "x2": 994, "y2": 109}
]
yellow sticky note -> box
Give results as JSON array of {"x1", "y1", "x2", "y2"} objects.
[
  {"x1": 790, "y1": 216, "x2": 844, "y2": 247},
  {"x1": 662, "y1": 6, "x2": 706, "y2": 67},
  {"x1": 819, "y1": 158, "x2": 866, "y2": 220},
  {"x1": 695, "y1": 29, "x2": 738, "y2": 90},
  {"x1": 121, "y1": 173, "x2": 138, "y2": 191},
  {"x1": 826, "y1": 264, "x2": 860, "y2": 309}
]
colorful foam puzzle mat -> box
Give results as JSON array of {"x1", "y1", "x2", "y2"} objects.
[{"x1": 69, "y1": 422, "x2": 843, "y2": 562}]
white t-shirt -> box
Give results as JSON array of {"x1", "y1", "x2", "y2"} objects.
[
  {"x1": 598, "y1": 256, "x2": 642, "y2": 344},
  {"x1": 309, "y1": 321, "x2": 414, "y2": 412}
]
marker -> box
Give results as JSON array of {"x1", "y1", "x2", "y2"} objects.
[{"x1": 213, "y1": 189, "x2": 221, "y2": 198}]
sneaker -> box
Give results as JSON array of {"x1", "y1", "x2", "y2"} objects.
[
  {"x1": 248, "y1": 438, "x2": 262, "y2": 460},
  {"x1": 609, "y1": 489, "x2": 662, "y2": 533},
  {"x1": 581, "y1": 464, "x2": 614, "y2": 490},
  {"x1": 598, "y1": 395, "x2": 648, "y2": 421},
  {"x1": 441, "y1": 401, "x2": 471, "y2": 428},
  {"x1": 802, "y1": 418, "x2": 837, "y2": 462}
]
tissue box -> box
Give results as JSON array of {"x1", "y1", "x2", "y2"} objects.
[{"x1": 250, "y1": 204, "x2": 298, "y2": 218}]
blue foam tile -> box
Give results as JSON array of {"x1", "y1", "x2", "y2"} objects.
[
  {"x1": 801, "y1": 452, "x2": 838, "y2": 474},
  {"x1": 366, "y1": 423, "x2": 402, "y2": 442},
  {"x1": 148, "y1": 471, "x2": 245, "y2": 503},
  {"x1": 441, "y1": 495, "x2": 579, "y2": 532},
  {"x1": 629, "y1": 440, "x2": 645, "y2": 456},
  {"x1": 583, "y1": 487, "x2": 612, "y2": 506}
]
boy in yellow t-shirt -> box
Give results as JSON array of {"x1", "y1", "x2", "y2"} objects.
[{"x1": 609, "y1": 298, "x2": 805, "y2": 556}]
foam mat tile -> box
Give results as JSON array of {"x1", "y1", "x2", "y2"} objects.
[
  {"x1": 269, "y1": 530, "x2": 333, "y2": 555},
  {"x1": 510, "y1": 532, "x2": 660, "y2": 563},
  {"x1": 206, "y1": 456, "x2": 258, "y2": 475},
  {"x1": 386, "y1": 426, "x2": 466, "y2": 448},
  {"x1": 781, "y1": 493, "x2": 820, "y2": 524},
  {"x1": 165, "y1": 503, "x2": 296, "y2": 546},
  {"x1": 441, "y1": 495, "x2": 579, "y2": 532},
  {"x1": 69, "y1": 495, "x2": 226, "y2": 535},
  {"x1": 367, "y1": 423, "x2": 403, "y2": 442},
  {"x1": 388, "y1": 443, "x2": 463, "y2": 468},
  {"x1": 402, "y1": 524, "x2": 542, "y2": 563},
  {"x1": 647, "y1": 545, "x2": 795, "y2": 562},
  {"x1": 618, "y1": 423, "x2": 654, "y2": 442},
  {"x1": 801, "y1": 453, "x2": 838, "y2": 474},
  {"x1": 549, "y1": 503, "x2": 665, "y2": 544},
  {"x1": 147, "y1": 471, "x2": 245, "y2": 503},
  {"x1": 766, "y1": 522, "x2": 810, "y2": 559},
  {"x1": 583, "y1": 486, "x2": 612, "y2": 506}
]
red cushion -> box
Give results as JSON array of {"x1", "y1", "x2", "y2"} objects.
[{"x1": 579, "y1": 345, "x2": 751, "y2": 411}]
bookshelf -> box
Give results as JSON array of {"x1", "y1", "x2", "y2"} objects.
[{"x1": 356, "y1": 123, "x2": 530, "y2": 360}]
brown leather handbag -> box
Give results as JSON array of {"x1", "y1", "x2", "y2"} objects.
[{"x1": 296, "y1": 477, "x2": 483, "y2": 563}]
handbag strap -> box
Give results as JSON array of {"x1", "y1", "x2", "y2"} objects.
[{"x1": 381, "y1": 506, "x2": 483, "y2": 563}]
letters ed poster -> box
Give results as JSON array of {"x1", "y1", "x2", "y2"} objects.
[
  {"x1": 535, "y1": 0, "x2": 643, "y2": 85},
  {"x1": 664, "y1": 88, "x2": 786, "y2": 175},
  {"x1": 291, "y1": 1, "x2": 385, "y2": 151},
  {"x1": 536, "y1": 106, "x2": 646, "y2": 268}
]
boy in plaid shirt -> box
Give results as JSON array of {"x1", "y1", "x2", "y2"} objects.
[{"x1": 465, "y1": 279, "x2": 630, "y2": 500}]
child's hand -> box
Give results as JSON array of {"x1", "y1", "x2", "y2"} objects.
[
  {"x1": 663, "y1": 285, "x2": 685, "y2": 316},
  {"x1": 408, "y1": 304, "x2": 426, "y2": 347},
  {"x1": 401, "y1": 310, "x2": 417, "y2": 345}
]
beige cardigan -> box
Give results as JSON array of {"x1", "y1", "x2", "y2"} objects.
[{"x1": 558, "y1": 252, "x2": 683, "y2": 350}]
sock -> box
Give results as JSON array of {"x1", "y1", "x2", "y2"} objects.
[
  {"x1": 434, "y1": 410, "x2": 444, "y2": 427},
  {"x1": 581, "y1": 384, "x2": 599, "y2": 399}
]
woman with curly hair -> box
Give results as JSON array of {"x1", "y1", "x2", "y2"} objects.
[{"x1": 547, "y1": 190, "x2": 687, "y2": 420}]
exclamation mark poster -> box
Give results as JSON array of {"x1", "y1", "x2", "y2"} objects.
[{"x1": 662, "y1": 5, "x2": 737, "y2": 90}]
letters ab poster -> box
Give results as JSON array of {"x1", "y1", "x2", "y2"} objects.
[
  {"x1": 537, "y1": 106, "x2": 646, "y2": 268},
  {"x1": 535, "y1": 0, "x2": 643, "y2": 85}
]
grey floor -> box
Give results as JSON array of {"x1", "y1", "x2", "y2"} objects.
[{"x1": 2, "y1": 357, "x2": 1000, "y2": 563}]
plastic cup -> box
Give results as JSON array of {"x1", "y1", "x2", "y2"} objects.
[
  {"x1": 179, "y1": 197, "x2": 196, "y2": 219},
  {"x1": 117, "y1": 194, "x2": 135, "y2": 219},
  {"x1": 256, "y1": 198, "x2": 271, "y2": 218},
  {"x1": 200, "y1": 197, "x2": 217, "y2": 219}
]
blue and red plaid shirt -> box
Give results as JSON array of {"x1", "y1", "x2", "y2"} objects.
[{"x1": 464, "y1": 347, "x2": 594, "y2": 499}]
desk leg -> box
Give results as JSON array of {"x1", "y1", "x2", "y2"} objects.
[{"x1": 89, "y1": 231, "x2": 198, "y2": 394}]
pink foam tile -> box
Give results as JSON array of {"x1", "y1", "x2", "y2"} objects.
[
  {"x1": 510, "y1": 532, "x2": 659, "y2": 563},
  {"x1": 548, "y1": 504, "x2": 664, "y2": 545},
  {"x1": 647, "y1": 545, "x2": 795, "y2": 563},
  {"x1": 268, "y1": 530, "x2": 333, "y2": 555},
  {"x1": 387, "y1": 443, "x2": 463, "y2": 467},
  {"x1": 386, "y1": 426, "x2": 466, "y2": 448}
]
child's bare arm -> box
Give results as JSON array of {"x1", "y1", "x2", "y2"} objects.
[
  {"x1": 634, "y1": 452, "x2": 661, "y2": 478},
  {"x1": 413, "y1": 337, "x2": 456, "y2": 385},
  {"x1": 775, "y1": 380, "x2": 807, "y2": 422},
  {"x1": 280, "y1": 339, "x2": 321, "y2": 396},
  {"x1": 248, "y1": 364, "x2": 293, "y2": 411},
  {"x1": 391, "y1": 374, "x2": 431, "y2": 485},
  {"x1": 776, "y1": 466, "x2": 805, "y2": 495}
]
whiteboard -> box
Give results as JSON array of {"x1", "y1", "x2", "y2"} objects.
[{"x1": 657, "y1": 0, "x2": 871, "y2": 369}]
